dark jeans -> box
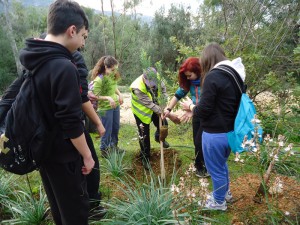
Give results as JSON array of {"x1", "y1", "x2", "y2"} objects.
[
  {"x1": 40, "y1": 159, "x2": 89, "y2": 225},
  {"x1": 192, "y1": 116, "x2": 206, "y2": 171},
  {"x1": 134, "y1": 113, "x2": 168, "y2": 159},
  {"x1": 84, "y1": 129, "x2": 101, "y2": 206},
  {"x1": 99, "y1": 106, "x2": 120, "y2": 151}
]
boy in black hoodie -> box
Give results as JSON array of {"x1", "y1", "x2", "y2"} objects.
[{"x1": 19, "y1": 1, "x2": 93, "y2": 224}]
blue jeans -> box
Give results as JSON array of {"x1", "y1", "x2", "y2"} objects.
[
  {"x1": 99, "y1": 106, "x2": 120, "y2": 151},
  {"x1": 202, "y1": 131, "x2": 231, "y2": 204}
]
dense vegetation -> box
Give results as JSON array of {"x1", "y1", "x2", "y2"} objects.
[{"x1": 0, "y1": 0, "x2": 299, "y2": 140}]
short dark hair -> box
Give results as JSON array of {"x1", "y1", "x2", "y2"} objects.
[{"x1": 47, "y1": 0, "x2": 89, "y2": 35}]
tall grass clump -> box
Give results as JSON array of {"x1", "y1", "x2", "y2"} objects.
[
  {"x1": 0, "y1": 170, "x2": 14, "y2": 203},
  {"x1": 2, "y1": 186, "x2": 49, "y2": 225},
  {"x1": 102, "y1": 172, "x2": 183, "y2": 224},
  {"x1": 102, "y1": 147, "x2": 130, "y2": 178}
]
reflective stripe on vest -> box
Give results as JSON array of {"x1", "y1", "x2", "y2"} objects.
[{"x1": 130, "y1": 75, "x2": 153, "y2": 124}]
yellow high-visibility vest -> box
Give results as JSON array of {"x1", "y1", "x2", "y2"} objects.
[{"x1": 130, "y1": 75, "x2": 153, "y2": 124}]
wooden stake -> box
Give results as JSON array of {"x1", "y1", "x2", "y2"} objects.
[
  {"x1": 159, "y1": 117, "x2": 166, "y2": 181},
  {"x1": 253, "y1": 154, "x2": 277, "y2": 203}
]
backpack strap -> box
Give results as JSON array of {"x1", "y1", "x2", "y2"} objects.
[
  {"x1": 211, "y1": 64, "x2": 245, "y2": 136},
  {"x1": 213, "y1": 64, "x2": 246, "y2": 94}
]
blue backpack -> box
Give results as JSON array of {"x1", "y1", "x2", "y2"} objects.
[{"x1": 215, "y1": 65, "x2": 263, "y2": 154}]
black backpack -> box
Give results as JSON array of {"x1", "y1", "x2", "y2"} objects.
[{"x1": 0, "y1": 67, "x2": 57, "y2": 175}]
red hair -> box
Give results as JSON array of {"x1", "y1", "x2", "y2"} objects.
[{"x1": 178, "y1": 57, "x2": 202, "y2": 91}]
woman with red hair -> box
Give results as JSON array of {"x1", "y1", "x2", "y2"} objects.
[{"x1": 163, "y1": 57, "x2": 208, "y2": 177}]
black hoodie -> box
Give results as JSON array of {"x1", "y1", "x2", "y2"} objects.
[{"x1": 19, "y1": 39, "x2": 84, "y2": 163}]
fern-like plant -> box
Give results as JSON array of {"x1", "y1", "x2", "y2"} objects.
[
  {"x1": 101, "y1": 174, "x2": 183, "y2": 224},
  {"x1": 102, "y1": 147, "x2": 130, "y2": 179},
  {"x1": 2, "y1": 186, "x2": 49, "y2": 225}
]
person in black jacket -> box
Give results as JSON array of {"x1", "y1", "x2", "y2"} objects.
[
  {"x1": 72, "y1": 50, "x2": 107, "y2": 218},
  {"x1": 19, "y1": 1, "x2": 93, "y2": 224},
  {"x1": 181, "y1": 43, "x2": 245, "y2": 211}
]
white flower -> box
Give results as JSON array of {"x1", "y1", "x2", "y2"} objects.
[
  {"x1": 269, "y1": 177, "x2": 283, "y2": 194},
  {"x1": 188, "y1": 163, "x2": 196, "y2": 172},
  {"x1": 251, "y1": 118, "x2": 261, "y2": 124},
  {"x1": 171, "y1": 184, "x2": 177, "y2": 193},
  {"x1": 284, "y1": 146, "x2": 291, "y2": 152},
  {"x1": 198, "y1": 200, "x2": 204, "y2": 206},
  {"x1": 191, "y1": 192, "x2": 196, "y2": 198},
  {"x1": 245, "y1": 140, "x2": 252, "y2": 145},
  {"x1": 285, "y1": 211, "x2": 290, "y2": 216},
  {"x1": 199, "y1": 178, "x2": 209, "y2": 187},
  {"x1": 279, "y1": 141, "x2": 284, "y2": 147}
]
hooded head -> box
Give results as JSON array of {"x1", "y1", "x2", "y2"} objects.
[{"x1": 143, "y1": 67, "x2": 158, "y2": 89}]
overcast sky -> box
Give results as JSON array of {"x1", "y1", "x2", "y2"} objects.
[{"x1": 74, "y1": 0, "x2": 202, "y2": 16}]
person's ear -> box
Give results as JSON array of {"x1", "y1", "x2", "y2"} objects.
[{"x1": 67, "y1": 25, "x2": 77, "y2": 38}]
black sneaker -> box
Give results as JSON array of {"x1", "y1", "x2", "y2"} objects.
[
  {"x1": 89, "y1": 205, "x2": 107, "y2": 220},
  {"x1": 155, "y1": 137, "x2": 170, "y2": 148},
  {"x1": 162, "y1": 141, "x2": 170, "y2": 148},
  {"x1": 195, "y1": 169, "x2": 210, "y2": 178}
]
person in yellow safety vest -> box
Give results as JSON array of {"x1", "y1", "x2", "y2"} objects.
[{"x1": 130, "y1": 67, "x2": 170, "y2": 170}]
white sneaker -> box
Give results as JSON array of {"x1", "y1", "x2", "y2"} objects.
[
  {"x1": 204, "y1": 197, "x2": 227, "y2": 211},
  {"x1": 225, "y1": 190, "x2": 233, "y2": 203}
]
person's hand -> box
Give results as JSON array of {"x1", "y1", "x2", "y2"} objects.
[
  {"x1": 180, "y1": 96, "x2": 193, "y2": 112},
  {"x1": 162, "y1": 107, "x2": 171, "y2": 119},
  {"x1": 96, "y1": 123, "x2": 106, "y2": 137},
  {"x1": 107, "y1": 97, "x2": 116, "y2": 108},
  {"x1": 168, "y1": 113, "x2": 181, "y2": 124},
  {"x1": 82, "y1": 155, "x2": 95, "y2": 175},
  {"x1": 180, "y1": 111, "x2": 193, "y2": 123},
  {"x1": 88, "y1": 91, "x2": 98, "y2": 101},
  {"x1": 118, "y1": 94, "x2": 124, "y2": 105}
]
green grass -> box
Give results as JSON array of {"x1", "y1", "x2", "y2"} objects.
[{"x1": 1, "y1": 117, "x2": 299, "y2": 224}]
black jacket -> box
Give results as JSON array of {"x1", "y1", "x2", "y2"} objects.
[
  {"x1": 194, "y1": 69, "x2": 241, "y2": 133},
  {"x1": 73, "y1": 51, "x2": 89, "y2": 103},
  {"x1": 19, "y1": 39, "x2": 83, "y2": 163}
]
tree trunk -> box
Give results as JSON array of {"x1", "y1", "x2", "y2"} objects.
[
  {"x1": 1, "y1": 0, "x2": 22, "y2": 75},
  {"x1": 110, "y1": 0, "x2": 117, "y2": 58},
  {"x1": 100, "y1": 0, "x2": 107, "y2": 55}
]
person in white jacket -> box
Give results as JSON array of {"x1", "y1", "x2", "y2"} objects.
[{"x1": 181, "y1": 43, "x2": 246, "y2": 211}]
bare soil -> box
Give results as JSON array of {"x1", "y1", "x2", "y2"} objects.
[{"x1": 130, "y1": 149, "x2": 300, "y2": 224}]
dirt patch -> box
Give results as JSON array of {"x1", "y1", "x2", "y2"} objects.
[
  {"x1": 128, "y1": 148, "x2": 182, "y2": 180},
  {"x1": 120, "y1": 92, "x2": 135, "y2": 124},
  {"x1": 230, "y1": 174, "x2": 300, "y2": 224}
]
